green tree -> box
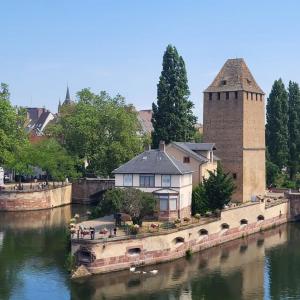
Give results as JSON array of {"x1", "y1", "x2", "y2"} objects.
[
  {"x1": 97, "y1": 188, "x2": 157, "y2": 225},
  {"x1": 288, "y1": 81, "x2": 300, "y2": 180},
  {"x1": 0, "y1": 83, "x2": 28, "y2": 167},
  {"x1": 32, "y1": 138, "x2": 79, "y2": 184},
  {"x1": 266, "y1": 79, "x2": 289, "y2": 169},
  {"x1": 152, "y1": 45, "x2": 196, "y2": 147},
  {"x1": 48, "y1": 90, "x2": 144, "y2": 176},
  {"x1": 201, "y1": 165, "x2": 235, "y2": 211},
  {"x1": 191, "y1": 183, "x2": 208, "y2": 215}
]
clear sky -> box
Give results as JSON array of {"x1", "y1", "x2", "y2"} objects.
[{"x1": 1, "y1": 0, "x2": 300, "y2": 122}]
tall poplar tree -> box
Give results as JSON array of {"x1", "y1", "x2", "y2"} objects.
[
  {"x1": 288, "y1": 81, "x2": 300, "y2": 180},
  {"x1": 266, "y1": 79, "x2": 289, "y2": 169},
  {"x1": 152, "y1": 45, "x2": 196, "y2": 147}
]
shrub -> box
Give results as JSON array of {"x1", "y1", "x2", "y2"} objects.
[{"x1": 194, "y1": 213, "x2": 201, "y2": 220}]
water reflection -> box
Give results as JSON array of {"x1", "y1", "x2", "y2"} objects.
[
  {"x1": 0, "y1": 206, "x2": 300, "y2": 300},
  {"x1": 71, "y1": 225, "x2": 289, "y2": 300},
  {"x1": 0, "y1": 205, "x2": 88, "y2": 300}
]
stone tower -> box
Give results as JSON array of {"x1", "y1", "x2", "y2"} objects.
[{"x1": 203, "y1": 58, "x2": 265, "y2": 202}]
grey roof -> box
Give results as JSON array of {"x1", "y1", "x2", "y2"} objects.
[
  {"x1": 179, "y1": 142, "x2": 216, "y2": 151},
  {"x1": 170, "y1": 142, "x2": 216, "y2": 164},
  {"x1": 204, "y1": 58, "x2": 264, "y2": 94},
  {"x1": 112, "y1": 150, "x2": 193, "y2": 175}
]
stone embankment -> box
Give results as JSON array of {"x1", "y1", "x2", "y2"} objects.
[
  {"x1": 72, "y1": 196, "x2": 290, "y2": 276},
  {"x1": 0, "y1": 183, "x2": 72, "y2": 211}
]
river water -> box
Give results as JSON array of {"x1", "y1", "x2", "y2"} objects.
[{"x1": 0, "y1": 205, "x2": 299, "y2": 300}]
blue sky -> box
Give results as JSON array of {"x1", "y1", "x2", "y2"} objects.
[{"x1": 1, "y1": 0, "x2": 300, "y2": 122}]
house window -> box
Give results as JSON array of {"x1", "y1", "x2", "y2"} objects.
[
  {"x1": 169, "y1": 196, "x2": 177, "y2": 210},
  {"x1": 158, "y1": 194, "x2": 177, "y2": 211},
  {"x1": 235, "y1": 91, "x2": 238, "y2": 99},
  {"x1": 226, "y1": 92, "x2": 229, "y2": 99},
  {"x1": 159, "y1": 195, "x2": 169, "y2": 211},
  {"x1": 183, "y1": 157, "x2": 190, "y2": 163},
  {"x1": 140, "y1": 175, "x2": 155, "y2": 187},
  {"x1": 123, "y1": 174, "x2": 133, "y2": 186},
  {"x1": 162, "y1": 175, "x2": 171, "y2": 187},
  {"x1": 217, "y1": 92, "x2": 221, "y2": 100},
  {"x1": 232, "y1": 173, "x2": 237, "y2": 180},
  {"x1": 209, "y1": 92, "x2": 212, "y2": 100}
]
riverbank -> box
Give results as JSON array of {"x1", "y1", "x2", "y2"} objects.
[
  {"x1": 71, "y1": 194, "x2": 291, "y2": 277},
  {"x1": 0, "y1": 183, "x2": 72, "y2": 211}
]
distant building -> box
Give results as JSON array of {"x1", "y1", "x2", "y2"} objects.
[
  {"x1": 203, "y1": 58, "x2": 265, "y2": 202},
  {"x1": 25, "y1": 107, "x2": 54, "y2": 136},
  {"x1": 166, "y1": 142, "x2": 218, "y2": 187},
  {"x1": 137, "y1": 109, "x2": 202, "y2": 136},
  {"x1": 112, "y1": 141, "x2": 193, "y2": 220},
  {"x1": 137, "y1": 109, "x2": 153, "y2": 135}
]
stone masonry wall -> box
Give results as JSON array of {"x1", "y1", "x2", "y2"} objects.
[
  {"x1": 0, "y1": 184, "x2": 72, "y2": 211},
  {"x1": 72, "y1": 201, "x2": 288, "y2": 275}
]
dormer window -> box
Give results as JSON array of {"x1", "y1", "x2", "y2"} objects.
[{"x1": 221, "y1": 80, "x2": 227, "y2": 85}]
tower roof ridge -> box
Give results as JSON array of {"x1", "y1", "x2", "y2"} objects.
[{"x1": 204, "y1": 58, "x2": 264, "y2": 94}]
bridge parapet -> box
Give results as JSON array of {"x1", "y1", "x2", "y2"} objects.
[
  {"x1": 72, "y1": 178, "x2": 115, "y2": 204},
  {"x1": 285, "y1": 191, "x2": 300, "y2": 221}
]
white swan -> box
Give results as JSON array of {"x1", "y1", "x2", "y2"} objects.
[
  {"x1": 150, "y1": 269, "x2": 158, "y2": 274},
  {"x1": 129, "y1": 267, "x2": 136, "y2": 272}
]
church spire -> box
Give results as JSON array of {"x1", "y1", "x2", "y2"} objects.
[{"x1": 65, "y1": 86, "x2": 71, "y2": 103}]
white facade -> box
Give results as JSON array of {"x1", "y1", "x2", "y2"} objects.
[{"x1": 115, "y1": 173, "x2": 193, "y2": 219}]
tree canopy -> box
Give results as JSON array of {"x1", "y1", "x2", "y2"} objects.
[
  {"x1": 48, "y1": 89, "x2": 144, "y2": 176},
  {"x1": 95, "y1": 188, "x2": 157, "y2": 225},
  {"x1": 192, "y1": 165, "x2": 235, "y2": 214},
  {"x1": 152, "y1": 45, "x2": 197, "y2": 147},
  {"x1": 288, "y1": 81, "x2": 300, "y2": 180},
  {"x1": 0, "y1": 83, "x2": 28, "y2": 167},
  {"x1": 266, "y1": 79, "x2": 289, "y2": 169}
]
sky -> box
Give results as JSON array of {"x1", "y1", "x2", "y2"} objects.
[{"x1": 1, "y1": 0, "x2": 300, "y2": 122}]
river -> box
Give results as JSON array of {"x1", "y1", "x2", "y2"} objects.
[{"x1": 0, "y1": 205, "x2": 299, "y2": 300}]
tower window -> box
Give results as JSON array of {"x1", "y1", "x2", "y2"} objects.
[
  {"x1": 226, "y1": 92, "x2": 229, "y2": 99},
  {"x1": 234, "y1": 91, "x2": 238, "y2": 99},
  {"x1": 209, "y1": 93, "x2": 212, "y2": 100},
  {"x1": 183, "y1": 157, "x2": 190, "y2": 163},
  {"x1": 217, "y1": 92, "x2": 221, "y2": 100}
]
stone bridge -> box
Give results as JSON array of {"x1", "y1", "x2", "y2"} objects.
[
  {"x1": 72, "y1": 178, "x2": 115, "y2": 204},
  {"x1": 286, "y1": 191, "x2": 300, "y2": 221}
]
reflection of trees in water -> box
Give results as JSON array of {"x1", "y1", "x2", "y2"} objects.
[
  {"x1": 0, "y1": 227, "x2": 69, "y2": 300},
  {"x1": 0, "y1": 205, "x2": 88, "y2": 300},
  {"x1": 269, "y1": 223, "x2": 300, "y2": 299}
]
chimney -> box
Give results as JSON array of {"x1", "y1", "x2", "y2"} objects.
[{"x1": 159, "y1": 140, "x2": 165, "y2": 152}]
